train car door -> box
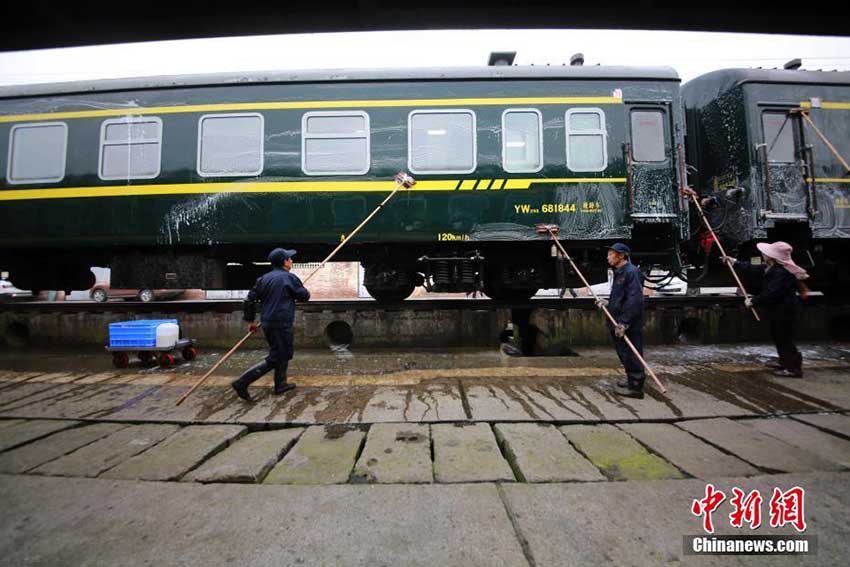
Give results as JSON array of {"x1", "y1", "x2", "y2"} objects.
[
  {"x1": 625, "y1": 105, "x2": 677, "y2": 222},
  {"x1": 756, "y1": 108, "x2": 810, "y2": 222}
]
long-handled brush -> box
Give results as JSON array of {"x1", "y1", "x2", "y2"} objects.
[
  {"x1": 175, "y1": 172, "x2": 416, "y2": 406},
  {"x1": 535, "y1": 223, "x2": 667, "y2": 394}
]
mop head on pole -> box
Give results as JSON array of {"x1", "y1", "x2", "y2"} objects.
[
  {"x1": 394, "y1": 171, "x2": 416, "y2": 188},
  {"x1": 535, "y1": 223, "x2": 560, "y2": 235}
]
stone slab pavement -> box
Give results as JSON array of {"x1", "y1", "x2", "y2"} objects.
[
  {"x1": 186, "y1": 428, "x2": 305, "y2": 484},
  {"x1": 431, "y1": 423, "x2": 515, "y2": 483},
  {"x1": 264, "y1": 425, "x2": 365, "y2": 485},
  {"x1": 741, "y1": 416, "x2": 850, "y2": 468},
  {"x1": 0, "y1": 474, "x2": 529, "y2": 567},
  {"x1": 102, "y1": 425, "x2": 247, "y2": 481},
  {"x1": 678, "y1": 418, "x2": 841, "y2": 473},
  {"x1": 792, "y1": 413, "x2": 850, "y2": 438},
  {"x1": 0, "y1": 419, "x2": 79, "y2": 452},
  {"x1": 617, "y1": 422, "x2": 760, "y2": 479},
  {"x1": 560, "y1": 423, "x2": 686, "y2": 481},
  {"x1": 0, "y1": 422, "x2": 128, "y2": 474},
  {"x1": 494, "y1": 422, "x2": 605, "y2": 482},
  {"x1": 351, "y1": 423, "x2": 432, "y2": 484},
  {"x1": 32, "y1": 423, "x2": 180, "y2": 478}
]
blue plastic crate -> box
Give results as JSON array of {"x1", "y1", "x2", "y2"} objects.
[{"x1": 108, "y1": 319, "x2": 179, "y2": 348}]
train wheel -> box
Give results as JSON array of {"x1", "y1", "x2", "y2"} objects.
[
  {"x1": 158, "y1": 352, "x2": 174, "y2": 368},
  {"x1": 181, "y1": 346, "x2": 197, "y2": 361},
  {"x1": 364, "y1": 264, "x2": 415, "y2": 302},
  {"x1": 112, "y1": 352, "x2": 129, "y2": 368},
  {"x1": 138, "y1": 351, "x2": 154, "y2": 365}
]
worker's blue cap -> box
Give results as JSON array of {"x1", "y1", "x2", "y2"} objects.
[
  {"x1": 268, "y1": 248, "x2": 297, "y2": 266},
  {"x1": 607, "y1": 243, "x2": 631, "y2": 256}
]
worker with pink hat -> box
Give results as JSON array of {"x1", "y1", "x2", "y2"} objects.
[{"x1": 722, "y1": 242, "x2": 809, "y2": 378}]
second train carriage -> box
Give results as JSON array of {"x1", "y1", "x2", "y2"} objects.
[
  {"x1": 0, "y1": 66, "x2": 689, "y2": 301},
  {"x1": 682, "y1": 66, "x2": 850, "y2": 295}
]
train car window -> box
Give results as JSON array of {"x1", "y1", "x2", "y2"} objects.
[
  {"x1": 301, "y1": 111, "x2": 370, "y2": 175},
  {"x1": 502, "y1": 109, "x2": 543, "y2": 173},
  {"x1": 6, "y1": 122, "x2": 67, "y2": 184},
  {"x1": 408, "y1": 110, "x2": 476, "y2": 174},
  {"x1": 630, "y1": 110, "x2": 666, "y2": 162},
  {"x1": 761, "y1": 112, "x2": 795, "y2": 163},
  {"x1": 565, "y1": 108, "x2": 607, "y2": 172},
  {"x1": 98, "y1": 117, "x2": 162, "y2": 180},
  {"x1": 197, "y1": 113, "x2": 264, "y2": 177}
]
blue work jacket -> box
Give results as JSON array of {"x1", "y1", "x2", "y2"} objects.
[
  {"x1": 609, "y1": 262, "x2": 645, "y2": 328},
  {"x1": 243, "y1": 268, "x2": 310, "y2": 328}
]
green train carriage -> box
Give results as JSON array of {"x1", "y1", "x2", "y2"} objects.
[
  {"x1": 682, "y1": 66, "x2": 850, "y2": 294},
  {"x1": 0, "y1": 66, "x2": 689, "y2": 301}
]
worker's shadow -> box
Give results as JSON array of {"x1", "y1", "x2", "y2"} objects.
[{"x1": 500, "y1": 308, "x2": 579, "y2": 357}]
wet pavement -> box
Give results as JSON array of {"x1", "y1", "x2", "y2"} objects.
[{"x1": 0, "y1": 342, "x2": 848, "y2": 565}]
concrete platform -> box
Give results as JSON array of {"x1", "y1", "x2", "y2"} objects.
[
  {"x1": 502, "y1": 471, "x2": 850, "y2": 567},
  {"x1": 0, "y1": 475, "x2": 529, "y2": 567}
]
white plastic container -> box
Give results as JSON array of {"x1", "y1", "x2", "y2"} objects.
[{"x1": 155, "y1": 322, "x2": 179, "y2": 348}]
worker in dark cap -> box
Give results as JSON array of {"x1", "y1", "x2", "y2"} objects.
[
  {"x1": 231, "y1": 248, "x2": 311, "y2": 401},
  {"x1": 596, "y1": 243, "x2": 647, "y2": 399}
]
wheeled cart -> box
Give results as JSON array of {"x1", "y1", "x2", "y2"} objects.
[{"x1": 107, "y1": 338, "x2": 197, "y2": 368}]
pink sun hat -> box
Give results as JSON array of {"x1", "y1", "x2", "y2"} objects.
[{"x1": 756, "y1": 241, "x2": 809, "y2": 280}]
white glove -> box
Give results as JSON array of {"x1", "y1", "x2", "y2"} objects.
[
  {"x1": 744, "y1": 297, "x2": 753, "y2": 309},
  {"x1": 595, "y1": 298, "x2": 609, "y2": 309},
  {"x1": 614, "y1": 323, "x2": 628, "y2": 338},
  {"x1": 721, "y1": 256, "x2": 737, "y2": 265}
]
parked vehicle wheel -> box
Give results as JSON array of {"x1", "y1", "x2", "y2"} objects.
[
  {"x1": 181, "y1": 346, "x2": 197, "y2": 361},
  {"x1": 91, "y1": 288, "x2": 108, "y2": 303},
  {"x1": 158, "y1": 352, "x2": 174, "y2": 368},
  {"x1": 112, "y1": 352, "x2": 129, "y2": 368},
  {"x1": 138, "y1": 351, "x2": 154, "y2": 365},
  {"x1": 138, "y1": 288, "x2": 155, "y2": 302}
]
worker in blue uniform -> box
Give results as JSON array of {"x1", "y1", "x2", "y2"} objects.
[
  {"x1": 596, "y1": 243, "x2": 647, "y2": 399},
  {"x1": 231, "y1": 248, "x2": 311, "y2": 401}
]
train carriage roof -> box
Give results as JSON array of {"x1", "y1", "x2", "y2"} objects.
[
  {"x1": 682, "y1": 67, "x2": 850, "y2": 106},
  {"x1": 0, "y1": 66, "x2": 679, "y2": 99}
]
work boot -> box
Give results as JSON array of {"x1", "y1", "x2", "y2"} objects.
[
  {"x1": 272, "y1": 361, "x2": 293, "y2": 395},
  {"x1": 616, "y1": 379, "x2": 629, "y2": 388},
  {"x1": 230, "y1": 379, "x2": 252, "y2": 402},
  {"x1": 764, "y1": 362, "x2": 784, "y2": 370},
  {"x1": 613, "y1": 384, "x2": 644, "y2": 399},
  {"x1": 772, "y1": 368, "x2": 803, "y2": 379},
  {"x1": 273, "y1": 383, "x2": 296, "y2": 396}
]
